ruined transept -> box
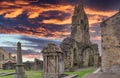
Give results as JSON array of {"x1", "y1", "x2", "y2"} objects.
[{"x1": 60, "y1": 2, "x2": 99, "y2": 71}]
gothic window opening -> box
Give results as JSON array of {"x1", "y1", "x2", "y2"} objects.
[
  {"x1": 74, "y1": 48, "x2": 77, "y2": 61},
  {"x1": 2, "y1": 55, "x2": 4, "y2": 60},
  {"x1": 0, "y1": 53, "x2": 2, "y2": 61},
  {"x1": 84, "y1": 24, "x2": 87, "y2": 31},
  {"x1": 81, "y1": 20, "x2": 84, "y2": 24}
]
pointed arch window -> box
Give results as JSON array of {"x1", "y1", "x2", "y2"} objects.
[{"x1": 2, "y1": 55, "x2": 4, "y2": 60}]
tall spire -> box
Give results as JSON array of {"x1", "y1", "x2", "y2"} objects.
[
  {"x1": 71, "y1": 0, "x2": 90, "y2": 43},
  {"x1": 17, "y1": 42, "x2": 21, "y2": 52},
  {"x1": 14, "y1": 42, "x2": 26, "y2": 78},
  {"x1": 78, "y1": 0, "x2": 84, "y2": 7},
  {"x1": 74, "y1": 0, "x2": 84, "y2": 15}
]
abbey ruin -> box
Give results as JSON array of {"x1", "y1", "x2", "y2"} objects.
[
  {"x1": 60, "y1": 2, "x2": 99, "y2": 71},
  {"x1": 83, "y1": 11, "x2": 120, "y2": 78},
  {"x1": 0, "y1": 48, "x2": 16, "y2": 69},
  {"x1": 101, "y1": 11, "x2": 120, "y2": 72}
]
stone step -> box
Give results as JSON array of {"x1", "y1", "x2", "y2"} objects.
[
  {"x1": 63, "y1": 74, "x2": 78, "y2": 78},
  {"x1": 0, "y1": 72, "x2": 15, "y2": 76},
  {"x1": 83, "y1": 73, "x2": 120, "y2": 78},
  {"x1": 93, "y1": 68, "x2": 101, "y2": 73}
]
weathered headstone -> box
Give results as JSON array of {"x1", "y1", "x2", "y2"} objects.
[
  {"x1": 14, "y1": 42, "x2": 26, "y2": 78},
  {"x1": 42, "y1": 43, "x2": 64, "y2": 78}
]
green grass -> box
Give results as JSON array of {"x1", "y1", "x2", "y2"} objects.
[
  {"x1": 0, "y1": 70, "x2": 42, "y2": 78},
  {"x1": 0, "y1": 68, "x2": 95, "y2": 78},
  {"x1": 65, "y1": 68, "x2": 95, "y2": 78}
]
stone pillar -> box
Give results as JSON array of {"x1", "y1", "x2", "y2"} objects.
[
  {"x1": 94, "y1": 53, "x2": 99, "y2": 68},
  {"x1": 42, "y1": 43, "x2": 64, "y2": 78},
  {"x1": 14, "y1": 42, "x2": 26, "y2": 78}
]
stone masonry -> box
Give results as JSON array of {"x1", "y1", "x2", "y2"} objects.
[
  {"x1": 42, "y1": 43, "x2": 64, "y2": 78},
  {"x1": 14, "y1": 42, "x2": 26, "y2": 78},
  {"x1": 0, "y1": 48, "x2": 16, "y2": 68},
  {"x1": 83, "y1": 11, "x2": 120, "y2": 78},
  {"x1": 101, "y1": 11, "x2": 120, "y2": 72},
  {"x1": 60, "y1": 1, "x2": 99, "y2": 71}
]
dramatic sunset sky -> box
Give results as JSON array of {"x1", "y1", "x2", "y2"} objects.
[{"x1": 0, "y1": 0, "x2": 119, "y2": 61}]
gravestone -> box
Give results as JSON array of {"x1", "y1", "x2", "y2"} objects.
[
  {"x1": 14, "y1": 42, "x2": 26, "y2": 78},
  {"x1": 42, "y1": 43, "x2": 64, "y2": 78}
]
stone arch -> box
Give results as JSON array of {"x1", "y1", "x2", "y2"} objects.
[{"x1": 81, "y1": 46, "x2": 95, "y2": 67}]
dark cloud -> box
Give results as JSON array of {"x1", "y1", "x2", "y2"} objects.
[
  {"x1": 42, "y1": 24, "x2": 70, "y2": 32},
  {"x1": 0, "y1": 0, "x2": 118, "y2": 55},
  {"x1": 1, "y1": 35, "x2": 61, "y2": 54},
  {"x1": 30, "y1": 0, "x2": 120, "y2": 11},
  {"x1": 84, "y1": 0, "x2": 120, "y2": 11},
  {"x1": 2, "y1": 47, "x2": 16, "y2": 53},
  {"x1": 0, "y1": 10, "x2": 71, "y2": 38},
  {"x1": 1, "y1": 47, "x2": 40, "y2": 55},
  {"x1": 0, "y1": 0, "x2": 120, "y2": 11},
  {"x1": 19, "y1": 36, "x2": 61, "y2": 49},
  {"x1": 31, "y1": 0, "x2": 62, "y2": 5},
  {"x1": 41, "y1": 10, "x2": 71, "y2": 21}
]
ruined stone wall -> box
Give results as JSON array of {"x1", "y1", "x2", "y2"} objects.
[
  {"x1": 60, "y1": 38, "x2": 77, "y2": 70},
  {"x1": 101, "y1": 12, "x2": 120, "y2": 72},
  {"x1": 0, "y1": 48, "x2": 16, "y2": 68},
  {"x1": 60, "y1": 37, "x2": 99, "y2": 71},
  {"x1": 60, "y1": 2, "x2": 99, "y2": 71},
  {"x1": 71, "y1": 3, "x2": 90, "y2": 44}
]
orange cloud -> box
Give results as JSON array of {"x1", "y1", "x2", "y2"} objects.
[
  {"x1": 26, "y1": 4, "x2": 73, "y2": 19},
  {"x1": 91, "y1": 36, "x2": 101, "y2": 41},
  {"x1": 0, "y1": 1, "x2": 118, "y2": 41},
  {"x1": 40, "y1": 6, "x2": 117, "y2": 25},
  {"x1": 85, "y1": 8, "x2": 117, "y2": 25},
  {"x1": 0, "y1": 25, "x2": 70, "y2": 40},
  {"x1": 4, "y1": 9, "x2": 23, "y2": 18},
  {"x1": 23, "y1": 54, "x2": 43, "y2": 59},
  {"x1": 89, "y1": 29, "x2": 96, "y2": 33},
  {"x1": 12, "y1": 53, "x2": 43, "y2": 61},
  {"x1": 0, "y1": 1, "x2": 117, "y2": 25},
  {"x1": 0, "y1": 0, "x2": 116, "y2": 25},
  {"x1": 85, "y1": 8, "x2": 117, "y2": 17},
  {"x1": 42, "y1": 18, "x2": 71, "y2": 25}
]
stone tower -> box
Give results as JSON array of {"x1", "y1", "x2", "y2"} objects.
[
  {"x1": 101, "y1": 11, "x2": 120, "y2": 72},
  {"x1": 60, "y1": 1, "x2": 99, "y2": 71},
  {"x1": 71, "y1": 1, "x2": 90, "y2": 44}
]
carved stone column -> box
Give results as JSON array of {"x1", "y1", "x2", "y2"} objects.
[{"x1": 42, "y1": 43, "x2": 64, "y2": 78}]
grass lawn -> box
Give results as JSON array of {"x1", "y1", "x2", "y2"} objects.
[
  {"x1": 0, "y1": 68, "x2": 95, "y2": 78},
  {"x1": 65, "y1": 68, "x2": 95, "y2": 78},
  {"x1": 0, "y1": 70, "x2": 42, "y2": 78}
]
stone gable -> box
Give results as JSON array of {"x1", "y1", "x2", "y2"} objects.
[
  {"x1": 101, "y1": 11, "x2": 120, "y2": 72},
  {"x1": 0, "y1": 48, "x2": 16, "y2": 68}
]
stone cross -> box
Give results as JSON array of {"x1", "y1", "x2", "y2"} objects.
[
  {"x1": 14, "y1": 42, "x2": 26, "y2": 78},
  {"x1": 42, "y1": 43, "x2": 64, "y2": 78}
]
